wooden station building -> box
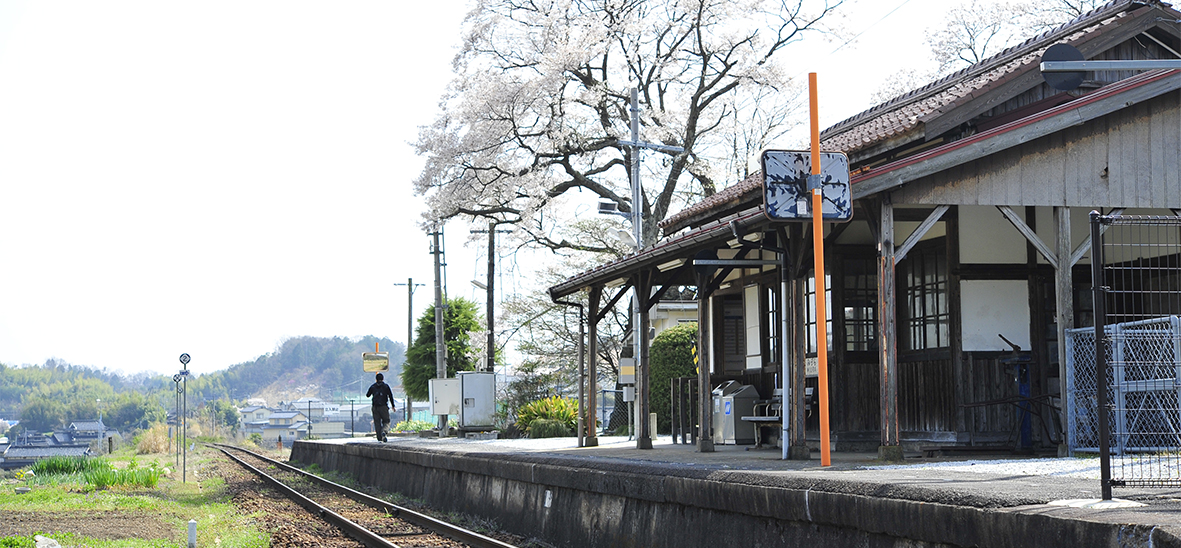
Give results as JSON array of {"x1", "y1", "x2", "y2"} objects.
[{"x1": 548, "y1": 0, "x2": 1181, "y2": 456}]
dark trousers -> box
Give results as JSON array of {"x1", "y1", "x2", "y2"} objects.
[{"x1": 373, "y1": 405, "x2": 390, "y2": 437}]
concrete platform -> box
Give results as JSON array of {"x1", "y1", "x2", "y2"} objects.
[{"x1": 291, "y1": 435, "x2": 1181, "y2": 548}]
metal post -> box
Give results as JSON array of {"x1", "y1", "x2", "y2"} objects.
[
  {"x1": 433, "y1": 226, "x2": 448, "y2": 432},
  {"x1": 637, "y1": 272, "x2": 653, "y2": 449},
  {"x1": 395, "y1": 278, "x2": 424, "y2": 422},
  {"x1": 781, "y1": 232, "x2": 791, "y2": 460},
  {"x1": 487, "y1": 222, "x2": 496, "y2": 372},
  {"x1": 629, "y1": 89, "x2": 643, "y2": 445},
  {"x1": 182, "y1": 370, "x2": 187, "y2": 482},
  {"x1": 1091, "y1": 210, "x2": 1113, "y2": 501},
  {"x1": 174, "y1": 376, "x2": 181, "y2": 468},
  {"x1": 587, "y1": 286, "x2": 601, "y2": 446}
]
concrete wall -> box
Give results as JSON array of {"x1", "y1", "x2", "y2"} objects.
[{"x1": 290, "y1": 442, "x2": 1178, "y2": 548}]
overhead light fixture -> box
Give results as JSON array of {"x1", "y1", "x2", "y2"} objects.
[
  {"x1": 657, "y1": 258, "x2": 685, "y2": 272},
  {"x1": 471, "y1": 279, "x2": 488, "y2": 290},
  {"x1": 598, "y1": 200, "x2": 630, "y2": 219}
]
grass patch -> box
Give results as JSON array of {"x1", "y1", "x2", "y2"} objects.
[{"x1": 0, "y1": 446, "x2": 268, "y2": 548}]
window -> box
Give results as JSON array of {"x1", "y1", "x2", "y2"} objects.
[
  {"x1": 806, "y1": 272, "x2": 833, "y2": 354},
  {"x1": 843, "y1": 257, "x2": 877, "y2": 352},
  {"x1": 744, "y1": 285, "x2": 761, "y2": 369},
  {"x1": 903, "y1": 242, "x2": 949, "y2": 350}
]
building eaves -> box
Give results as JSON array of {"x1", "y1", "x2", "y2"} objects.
[
  {"x1": 849, "y1": 68, "x2": 1180, "y2": 200},
  {"x1": 660, "y1": 171, "x2": 763, "y2": 234},
  {"x1": 550, "y1": 207, "x2": 768, "y2": 300}
]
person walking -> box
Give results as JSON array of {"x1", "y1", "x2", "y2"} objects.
[{"x1": 366, "y1": 372, "x2": 395, "y2": 442}]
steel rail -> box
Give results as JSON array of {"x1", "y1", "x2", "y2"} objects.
[{"x1": 214, "y1": 443, "x2": 519, "y2": 548}]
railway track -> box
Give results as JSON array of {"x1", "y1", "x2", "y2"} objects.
[{"x1": 213, "y1": 443, "x2": 521, "y2": 548}]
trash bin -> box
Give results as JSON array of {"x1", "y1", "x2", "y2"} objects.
[{"x1": 712, "y1": 381, "x2": 760, "y2": 445}]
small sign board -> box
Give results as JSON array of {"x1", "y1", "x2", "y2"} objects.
[
  {"x1": 619, "y1": 358, "x2": 635, "y2": 384},
  {"x1": 362, "y1": 352, "x2": 389, "y2": 373},
  {"x1": 761, "y1": 150, "x2": 852, "y2": 222}
]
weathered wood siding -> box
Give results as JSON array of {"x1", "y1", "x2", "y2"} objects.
[
  {"x1": 897, "y1": 356, "x2": 957, "y2": 433},
  {"x1": 830, "y1": 359, "x2": 879, "y2": 433},
  {"x1": 961, "y1": 353, "x2": 1017, "y2": 438},
  {"x1": 892, "y1": 92, "x2": 1181, "y2": 208}
]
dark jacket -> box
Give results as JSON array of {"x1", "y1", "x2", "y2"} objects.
[{"x1": 366, "y1": 380, "x2": 395, "y2": 409}]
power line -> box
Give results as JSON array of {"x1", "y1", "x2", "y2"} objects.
[{"x1": 830, "y1": 0, "x2": 917, "y2": 56}]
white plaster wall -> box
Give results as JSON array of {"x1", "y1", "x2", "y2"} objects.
[
  {"x1": 959, "y1": 205, "x2": 1027, "y2": 264},
  {"x1": 961, "y1": 280, "x2": 1031, "y2": 352}
]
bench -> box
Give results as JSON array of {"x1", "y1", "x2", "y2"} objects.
[{"x1": 741, "y1": 400, "x2": 783, "y2": 449}]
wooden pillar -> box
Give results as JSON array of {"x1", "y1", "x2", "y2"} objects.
[
  {"x1": 696, "y1": 271, "x2": 714, "y2": 452},
  {"x1": 788, "y1": 224, "x2": 809, "y2": 458},
  {"x1": 586, "y1": 286, "x2": 601, "y2": 447},
  {"x1": 1054, "y1": 206, "x2": 1073, "y2": 455},
  {"x1": 636, "y1": 271, "x2": 653, "y2": 450},
  {"x1": 878, "y1": 195, "x2": 901, "y2": 458}
]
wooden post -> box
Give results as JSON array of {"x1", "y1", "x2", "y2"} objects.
[
  {"x1": 789, "y1": 224, "x2": 809, "y2": 458},
  {"x1": 1054, "y1": 206, "x2": 1073, "y2": 455},
  {"x1": 878, "y1": 195, "x2": 901, "y2": 459},
  {"x1": 697, "y1": 270, "x2": 715, "y2": 452},
  {"x1": 808, "y1": 73, "x2": 832, "y2": 467},
  {"x1": 587, "y1": 286, "x2": 601, "y2": 447}
]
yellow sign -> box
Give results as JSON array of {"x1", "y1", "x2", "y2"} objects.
[
  {"x1": 619, "y1": 358, "x2": 635, "y2": 384},
  {"x1": 362, "y1": 352, "x2": 389, "y2": 372}
]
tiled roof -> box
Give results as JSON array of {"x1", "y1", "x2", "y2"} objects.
[
  {"x1": 269, "y1": 412, "x2": 304, "y2": 419},
  {"x1": 660, "y1": 171, "x2": 764, "y2": 233},
  {"x1": 5, "y1": 445, "x2": 91, "y2": 458},
  {"x1": 819, "y1": 0, "x2": 1139, "y2": 154},
  {"x1": 659, "y1": 0, "x2": 1154, "y2": 235}
]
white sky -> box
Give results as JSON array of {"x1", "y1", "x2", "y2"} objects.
[{"x1": 0, "y1": 0, "x2": 953, "y2": 377}]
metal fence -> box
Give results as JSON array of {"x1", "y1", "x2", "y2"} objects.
[{"x1": 1066, "y1": 213, "x2": 1181, "y2": 494}]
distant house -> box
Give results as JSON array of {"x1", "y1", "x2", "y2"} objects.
[
  {"x1": 282, "y1": 398, "x2": 339, "y2": 419},
  {"x1": 1, "y1": 445, "x2": 92, "y2": 470},
  {"x1": 69, "y1": 420, "x2": 113, "y2": 443},
  {"x1": 267, "y1": 411, "x2": 307, "y2": 426},
  {"x1": 238, "y1": 406, "x2": 275, "y2": 435},
  {"x1": 651, "y1": 300, "x2": 699, "y2": 335}
]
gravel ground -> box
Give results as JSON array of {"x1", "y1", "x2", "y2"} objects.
[
  {"x1": 862, "y1": 456, "x2": 1111, "y2": 478},
  {"x1": 862, "y1": 454, "x2": 1181, "y2": 481}
]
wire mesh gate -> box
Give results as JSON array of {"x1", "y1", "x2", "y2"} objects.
[{"x1": 1065, "y1": 213, "x2": 1181, "y2": 496}]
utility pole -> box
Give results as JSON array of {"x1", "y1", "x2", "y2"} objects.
[
  {"x1": 470, "y1": 222, "x2": 511, "y2": 372},
  {"x1": 618, "y1": 87, "x2": 684, "y2": 450},
  {"x1": 393, "y1": 277, "x2": 425, "y2": 421},
  {"x1": 431, "y1": 225, "x2": 448, "y2": 432}
]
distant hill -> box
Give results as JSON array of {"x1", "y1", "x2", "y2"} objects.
[
  {"x1": 189, "y1": 335, "x2": 406, "y2": 406},
  {"x1": 0, "y1": 336, "x2": 406, "y2": 424}
]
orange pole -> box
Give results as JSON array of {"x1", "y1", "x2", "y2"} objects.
[
  {"x1": 809, "y1": 73, "x2": 832, "y2": 467},
  {"x1": 810, "y1": 73, "x2": 821, "y2": 174}
]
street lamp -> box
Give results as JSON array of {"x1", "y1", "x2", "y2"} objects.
[{"x1": 96, "y1": 398, "x2": 101, "y2": 422}]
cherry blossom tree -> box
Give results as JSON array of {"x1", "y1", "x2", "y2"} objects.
[{"x1": 414, "y1": 0, "x2": 841, "y2": 251}]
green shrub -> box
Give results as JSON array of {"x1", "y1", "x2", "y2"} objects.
[
  {"x1": 650, "y1": 322, "x2": 698, "y2": 434},
  {"x1": 31, "y1": 456, "x2": 108, "y2": 475},
  {"x1": 526, "y1": 419, "x2": 571, "y2": 438},
  {"x1": 516, "y1": 396, "x2": 577, "y2": 432},
  {"x1": 83, "y1": 465, "x2": 162, "y2": 489},
  {"x1": 0, "y1": 535, "x2": 35, "y2": 548},
  {"x1": 393, "y1": 419, "x2": 436, "y2": 432}
]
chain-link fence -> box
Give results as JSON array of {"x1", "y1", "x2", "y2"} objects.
[{"x1": 1065, "y1": 213, "x2": 1181, "y2": 493}]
